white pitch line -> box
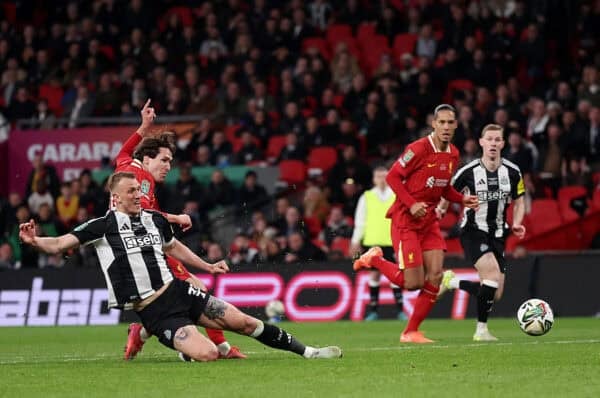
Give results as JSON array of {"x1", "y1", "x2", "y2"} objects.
[{"x1": 1, "y1": 339, "x2": 599, "y2": 365}]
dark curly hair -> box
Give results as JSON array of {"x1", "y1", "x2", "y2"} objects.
[{"x1": 133, "y1": 132, "x2": 176, "y2": 161}]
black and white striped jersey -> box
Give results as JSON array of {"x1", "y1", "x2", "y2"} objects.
[
  {"x1": 451, "y1": 158, "x2": 525, "y2": 238},
  {"x1": 70, "y1": 210, "x2": 175, "y2": 309}
]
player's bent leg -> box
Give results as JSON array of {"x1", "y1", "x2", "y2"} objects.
[
  {"x1": 198, "y1": 296, "x2": 342, "y2": 359},
  {"x1": 403, "y1": 266, "x2": 425, "y2": 290},
  {"x1": 173, "y1": 325, "x2": 219, "y2": 362}
]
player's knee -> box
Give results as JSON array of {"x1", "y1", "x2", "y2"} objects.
[
  {"x1": 188, "y1": 345, "x2": 219, "y2": 362},
  {"x1": 428, "y1": 270, "x2": 443, "y2": 285},
  {"x1": 240, "y1": 315, "x2": 259, "y2": 335}
]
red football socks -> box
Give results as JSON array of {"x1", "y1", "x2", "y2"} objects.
[
  {"x1": 205, "y1": 328, "x2": 227, "y2": 345},
  {"x1": 371, "y1": 256, "x2": 405, "y2": 287},
  {"x1": 405, "y1": 282, "x2": 439, "y2": 333}
]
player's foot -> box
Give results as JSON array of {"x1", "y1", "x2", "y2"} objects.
[
  {"x1": 437, "y1": 270, "x2": 456, "y2": 298},
  {"x1": 219, "y1": 346, "x2": 247, "y2": 359},
  {"x1": 473, "y1": 330, "x2": 498, "y2": 342},
  {"x1": 304, "y1": 346, "x2": 343, "y2": 359},
  {"x1": 124, "y1": 323, "x2": 145, "y2": 360},
  {"x1": 397, "y1": 312, "x2": 408, "y2": 321},
  {"x1": 400, "y1": 331, "x2": 435, "y2": 344},
  {"x1": 364, "y1": 311, "x2": 379, "y2": 321},
  {"x1": 353, "y1": 246, "x2": 383, "y2": 271}
]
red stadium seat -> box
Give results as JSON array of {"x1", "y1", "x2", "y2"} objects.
[
  {"x1": 593, "y1": 189, "x2": 600, "y2": 211},
  {"x1": 526, "y1": 199, "x2": 562, "y2": 236},
  {"x1": 99, "y1": 45, "x2": 115, "y2": 61},
  {"x1": 445, "y1": 79, "x2": 475, "y2": 103},
  {"x1": 224, "y1": 124, "x2": 241, "y2": 143},
  {"x1": 266, "y1": 135, "x2": 287, "y2": 160},
  {"x1": 330, "y1": 237, "x2": 351, "y2": 257},
  {"x1": 302, "y1": 38, "x2": 331, "y2": 61},
  {"x1": 392, "y1": 33, "x2": 418, "y2": 58},
  {"x1": 38, "y1": 83, "x2": 64, "y2": 116},
  {"x1": 307, "y1": 146, "x2": 338, "y2": 174},
  {"x1": 326, "y1": 24, "x2": 353, "y2": 44},
  {"x1": 357, "y1": 23, "x2": 376, "y2": 44},
  {"x1": 279, "y1": 160, "x2": 307, "y2": 185},
  {"x1": 557, "y1": 185, "x2": 589, "y2": 222}
]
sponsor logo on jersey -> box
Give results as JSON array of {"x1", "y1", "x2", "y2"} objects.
[
  {"x1": 408, "y1": 252, "x2": 414, "y2": 263},
  {"x1": 476, "y1": 178, "x2": 486, "y2": 186},
  {"x1": 120, "y1": 223, "x2": 130, "y2": 231},
  {"x1": 425, "y1": 177, "x2": 450, "y2": 188},
  {"x1": 140, "y1": 179, "x2": 151, "y2": 194},
  {"x1": 123, "y1": 233, "x2": 161, "y2": 249},
  {"x1": 477, "y1": 190, "x2": 509, "y2": 202},
  {"x1": 427, "y1": 163, "x2": 437, "y2": 168}
]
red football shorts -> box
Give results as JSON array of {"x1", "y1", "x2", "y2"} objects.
[
  {"x1": 167, "y1": 256, "x2": 193, "y2": 281},
  {"x1": 391, "y1": 221, "x2": 446, "y2": 270}
]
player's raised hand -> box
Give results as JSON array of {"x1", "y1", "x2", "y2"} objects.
[
  {"x1": 19, "y1": 219, "x2": 37, "y2": 244},
  {"x1": 138, "y1": 99, "x2": 156, "y2": 135},
  {"x1": 462, "y1": 194, "x2": 479, "y2": 210},
  {"x1": 512, "y1": 224, "x2": 526, "y2": 239},
  {"x1": 409, "y1": 202, "x2": 428, "y2": 218}
]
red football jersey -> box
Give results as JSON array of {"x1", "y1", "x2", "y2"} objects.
[
  {"x1": 114, "y1": 132, "x2": 159, "y2": 210},
  {"x1": 386, "y1": 134, "x2": 460, "y2": 230}
]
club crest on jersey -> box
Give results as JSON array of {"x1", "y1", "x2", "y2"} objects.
[
  {"x1": 399, "y1": 149, "x2": 414, "y2": 167},
  {"x1": 140, "y1": 179, "x2": 151, "y2": 194}
]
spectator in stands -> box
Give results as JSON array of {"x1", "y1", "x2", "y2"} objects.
[
  {"x1": 416, "y1": 24, "x2": 437, "y2": 61},
  {"x1": 563, "y1": 157, "x2": 592, "y2": 190},
  {"x1": 207, "y1": 169, "x2": 235, "y2": 208},
  {"x1": 331, "y1": 46, "x2": 360, "y2": 95},
  {"x1": 320, "y1": 206, "x2": 353, "y2": 247},
  {"x1": 237, "y1": 170, "x2": 269, "y2": 213},
  {"x1": 27, "y1": 180, "x2": 54, "y2": 216},
  {"x1": 55, "y1": 181, "x2": 79, "y2": 229},
  {"x1": 64, "y1": 85, "x2": 95, "y2": 128},
  {"x1": 329, "y1": 145, "x2": 371, "y2": 201},
  {"x1": 186, "y1": 82, "x2": 218, "y2": 116},
  {"x1": 284, "y1": 231, "x2": 326, "y2": 264},
  {"x1": 204, "y1": 242, "x2": 225, "y2": 263},
  {"x1": 6, "y1": 86, "x2": 35, "y2": 121},
  {"x1": 7, "y1": 204, "x2": 38, "y2": 268},
  {"x1": 337, "y1": 178, "x2": 362, "y2": 217},
  {"x1": 461, "y1": 138, "x2": 479, "y2": 165},
  {"x1": 276, "y1": 206, "x2": 310, "y2": 238},
  {"x1": 578, "y1": 65, "x2": 599, "y2": 107},
  {"x1": 228, "y1": 233, "x2": 259, "y2": 266},
  {"x1": 278, "y1": 132, "x2": 306, "y2": 162},
  {"x1": 171, "y1": 163, "x2": 206, "y2": 213},
  {"x1": 503, "y1": 128, "x2": 536, "y2": 195},
  {"x1": 280, "y1": 101, "x2": 305, "y2": 136},
  {"x1": 308, "y1": 0, "x2": 333, "y2": 31},
  {"x1": 303, "y1": 186, "x2": 330, "y2": 225},
  {"x1": 570, "y1": 106, "x2": 600, "y2": 170},
  {"x1": 537, "y1": 123, "x2": 565, "y2": 196},
  {"x1": 195, "y1": 145, "x2": 212, "y2": 167},
  {"x1": 235, "y1": 130, "x2": 263, "y2": 165},
  {"x1": 0, "y1": 243, "x2": 13, "y2": 269},
  {"x1": 36, "y1": 202, "x2": 63, "y2": 238},
  {"x1": 30, "y1": 99, "x2": 56, "y2": 130},
  {"x1": 210, "y1": 130, "x2": 233, "y2": 167}
]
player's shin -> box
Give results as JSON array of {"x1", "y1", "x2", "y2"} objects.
[
  {"x1": 371, "y1": 256, "x2": 405, "y2": 287},
  {"x1": 476, "y1": 280, "x2": 498, "y2": 327},
  {"x1": 250, "y1": 320, "x2": 307, "y2": 356},
  {"x1": 404, "y1": 281, "x2": 439, "y2": 333}
]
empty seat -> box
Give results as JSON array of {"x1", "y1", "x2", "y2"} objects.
[
  {"x1": 307, "y1": 146, "x2": 338, "y2": 174},
  {"x1": 526, "y1": 199, "x2": 562, "y2": 236},
  {"x1": 279, "y1": 160, "x2": 307, "y2": 186},
  {"x1": 557, "y1": 185, "x2": 589, "y2": 222}
]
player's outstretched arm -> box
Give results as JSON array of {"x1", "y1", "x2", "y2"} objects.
[
  {"x1": 511, "y1": 196, "x2": 526, "y2": 239},
  {"x1": 19, "y1": 219, "x2": 80, "y2": 254},
  {"x1": 164, "y1": 239, "x2": 229, "y2": 274}
]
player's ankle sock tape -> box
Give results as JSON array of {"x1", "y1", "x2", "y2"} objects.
[{"x1": 254, "y1": 323, "x2": 306, "y2": 355}]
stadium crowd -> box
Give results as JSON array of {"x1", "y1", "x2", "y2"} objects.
[{"x1": 0, "y1": 0, "x2": 599, "y2": 269}]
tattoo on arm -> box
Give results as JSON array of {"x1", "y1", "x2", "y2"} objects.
[
  {"x1": 175, "y1": 327, "x2": 189, "y2": 341},
  {"x1": 204, "y1": 297, "x2": 227, "y2": 320}
]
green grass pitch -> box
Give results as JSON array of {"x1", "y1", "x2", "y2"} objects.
[{"x1": 1, "y1": 318, "x2": 599, "y2": 398}]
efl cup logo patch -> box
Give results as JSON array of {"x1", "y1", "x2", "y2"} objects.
[
  {"x1": 140, "y1": 179, "x2": 151, "y2": 195},
  {"x1": 399, "y1": 149, "x2": 414, "y2": 167}
]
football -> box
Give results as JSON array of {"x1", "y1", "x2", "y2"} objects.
[
  {"x1": 265, "y1": 299, "x2": 285, "y2": 322},
  {"x1": 517, "y1": 298, "x2": 554, "y2": 336}
]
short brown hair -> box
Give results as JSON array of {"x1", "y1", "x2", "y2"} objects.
[
  {"x1": 133, "y1": 132, "x2": 176, "y2": 161},
  {"x1": 108, "y1": 172, "x2": 136, "y2": 192},
  {"x1": 481, "y1": 124, "x2": 504, "y2": 138}
]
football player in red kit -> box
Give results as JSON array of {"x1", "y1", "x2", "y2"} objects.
[
  {"x1": 354, "y1": 104, "x2": 479, "y2": 343},
  {"x1": 120, "y1": 100, "x2": 246, "y2": 359}
]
